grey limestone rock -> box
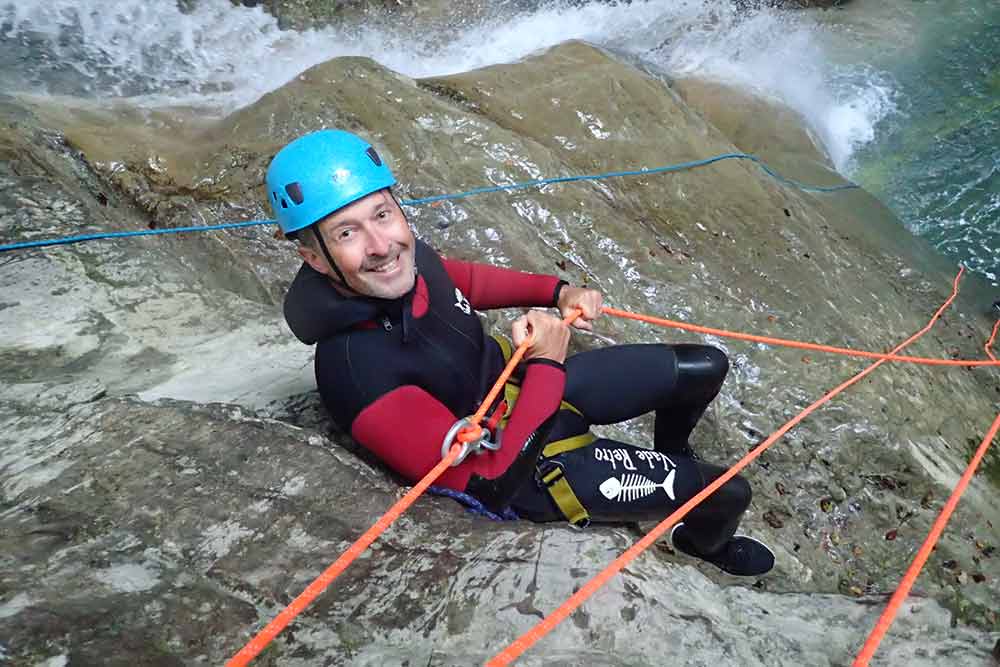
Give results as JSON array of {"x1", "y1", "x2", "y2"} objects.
[{"x1": 1, "y1": 39, "x2": 997, "y2": 665}]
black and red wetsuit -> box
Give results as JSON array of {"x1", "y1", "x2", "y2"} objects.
[
  {"x1": 285, "y1": 240, "x2": 753, "y2": 558},
  {"x1": 283, "y1": 239, "x2": 569, "y2": 506}
]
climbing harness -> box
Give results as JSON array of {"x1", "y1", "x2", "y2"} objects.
[
  {"x1": 490, "y1": 333, "x2": 597, "y2": 527},
  {"x1": 535, "y1": 459, "x2": 591, "y2": 528}
]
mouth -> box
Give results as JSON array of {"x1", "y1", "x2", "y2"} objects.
[{"x1": 365, "y1": 251, "x2": 402, "y2": 276}]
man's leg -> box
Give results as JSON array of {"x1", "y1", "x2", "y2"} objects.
[
  {"x1": 509, "y1": 437, "x2": 773, "y2": 576},
  {"x1": 562, "y1": 344, "x2": 728, "y2": 455}
]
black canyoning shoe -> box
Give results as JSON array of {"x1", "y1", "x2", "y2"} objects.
[{"x1": 670, "y1": 522, "x2": 775, "y2": 577}]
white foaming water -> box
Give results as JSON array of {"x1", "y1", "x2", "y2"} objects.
[
  {"x1": 638, "y1": 3, "x2": 898, "y2": 171},
  {"x1": 1, "y1": 0, "x2": 896, "y2": 172}
]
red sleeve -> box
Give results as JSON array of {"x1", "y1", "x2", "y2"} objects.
[
  {"x1": 442, "y1": 258, "x2": 563, "y2": 310},
  {"x1": 350, "y1": 362, "x2": 565, "y2": 492}
]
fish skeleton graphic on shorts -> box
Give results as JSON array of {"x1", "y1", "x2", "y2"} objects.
[{"x1": 599, "y1": 470, "x2": 676, "y2": 502}]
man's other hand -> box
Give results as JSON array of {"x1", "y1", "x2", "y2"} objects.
[
  {"x1": 557, "y1": 286, "x2": 603, "y2": 331},
  {"x1": 512, "y1": 310, "x2": 571, "y2": 364}
]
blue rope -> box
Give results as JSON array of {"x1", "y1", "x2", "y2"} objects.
[
  {"x1": 0, "y1": 152, "x2": 858, "y2": 253},
  {"x1": 400, "y1": 152, "x2": 858, "y2": 207},
  {"x1": 0, "y1": 220, "x2": 271, "y2": 252},
  {"x1": 427, "y1": 485, "x2": 519, "y2": 521}
]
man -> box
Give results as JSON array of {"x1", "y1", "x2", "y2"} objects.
[{"x1": 270, "y1": 129, "x2": 774, "y2": 576}]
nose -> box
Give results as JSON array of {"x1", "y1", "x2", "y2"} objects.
[{"x1": 365, "y1": 224, "x2": 391, "y2": 256}]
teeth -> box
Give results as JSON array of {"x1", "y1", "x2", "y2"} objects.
[{"x1": 370, "y1": 259, "x2": 398, "y2": 273}]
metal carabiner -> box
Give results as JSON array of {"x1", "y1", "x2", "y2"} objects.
[
  {"x1": 440, "y1": 417, "x2": 474, "y2": 466},
  {"x1": 477, "y1": 428, "x2": 501, "y2": 453},
  {"x1": 441, "y1": 417, "x2": 501, "y2": 466}
]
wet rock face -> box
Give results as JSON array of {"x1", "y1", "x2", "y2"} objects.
[
  {"x1": 229, "y1": 0, "x2": 851, "y2": 32},
  {"x1": 0, "y1": 396, "x2": 993, "y2": 665},
  {"x1": 235, "y1": 0, "x2": 853, "y2": 31},
  {"x1": 2, "y1": 40, "x2": 998, "y2": 665},
  {"x1": 225, "y1": 0, "x2": 419, "y2": 29}
]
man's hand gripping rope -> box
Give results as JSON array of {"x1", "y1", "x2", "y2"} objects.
[{"x1": 444, "y1": 306, "x2": 586, "y2": 466}]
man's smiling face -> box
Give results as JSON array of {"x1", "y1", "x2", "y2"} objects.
[{"x1": 304, "y1": 189, "x2": 416, "y2": 299}]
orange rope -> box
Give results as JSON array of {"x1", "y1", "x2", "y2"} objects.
[
  {"x1": 457, "y1": 310, "x2": 580, "y2": 444},
  {"x1": 985, "y1": 319, "x2": 1000, "y2": 361},
  {"x1": 602, "y1": 298, "x2": 1000, "y2": 367},
  {"x1": 227, "y1": 309, "x2": 581, "y2": 666},
  {"x1": 226, "y1": 445, "x2": 461, "y2": 666},
  {"x1": 852, "y1": 410, "x2": 1000, "y2": 667},
  {"x1": 487, "y1": 268, "x2": 964, "y2": 667}
]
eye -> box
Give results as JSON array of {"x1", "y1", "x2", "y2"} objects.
[
  {"x1": 336, "y1": 227, "x2": 355, "y2": 241},
  {"x1": 377, "y1": 209, "x2": 392, "y2": 221}
]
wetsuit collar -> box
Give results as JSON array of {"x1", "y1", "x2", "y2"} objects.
[{"x1": 283, "y1": 259, "x2": 417, "y2": 344}]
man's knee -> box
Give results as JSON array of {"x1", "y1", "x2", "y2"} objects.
[
  {"x1": 675, "y1": 344, "x2": 729, "y2": 395},
  {"x1": 675, "y1": 344, "x2": 729, "y2": 379},
  {"x1": 694, "y1": 462, "x2": 751, "y2": 515},
  {"x1": 723, "y1": 474, "x2": 752, "y2": 514}
]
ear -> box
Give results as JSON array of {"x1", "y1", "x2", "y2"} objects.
[{"x1": 297, "y1": 244, "x2": 329, "y2": 276}]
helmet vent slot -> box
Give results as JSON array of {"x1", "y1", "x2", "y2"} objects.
[
  {"x1": 284, "y1": 182, "x2": 304, "y2": 205},
  {"x1": 366, "y1": 147, "x2": 382, "y2": 166}
]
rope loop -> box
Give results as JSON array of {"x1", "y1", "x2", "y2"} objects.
[
  {"x1": 427, "y1": 485, "x2": 519, "y2": 522},
  {"x1": 439, "y1": 417, "x2": 475, "y2": 465}
]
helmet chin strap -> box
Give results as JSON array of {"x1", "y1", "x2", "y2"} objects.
[{"x1": 310, "y1": 225, "x2": 358, "y2": 294}]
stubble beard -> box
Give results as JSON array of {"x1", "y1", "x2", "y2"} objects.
[{"x1": 351, "y1": 242, "x2": 416, "y2": 300}]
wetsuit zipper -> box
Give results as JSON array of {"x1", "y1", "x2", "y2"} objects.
[
  {"x1": 426, "y1": 305, "x2": 503, "y2": 412},
  {"x1": 412, "y1": 324, "x2": 480, "y2": 400}
]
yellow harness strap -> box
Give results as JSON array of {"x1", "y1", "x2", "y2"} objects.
[
  {"x1": 490, "y1": 334, "x2": 594, "y2": 527},
  {"x1": 542, "y1": 432, "x2": 596, "y2": 457},
  {"x1": 539, "y1": 463, "x2": 590, "y2": 527}
]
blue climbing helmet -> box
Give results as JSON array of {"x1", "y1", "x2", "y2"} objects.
[{"x1": 266, "y1": 129, "x2": 396, "y2": 235}]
